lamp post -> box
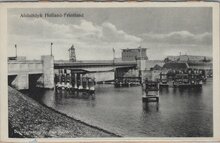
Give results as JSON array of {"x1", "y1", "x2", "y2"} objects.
[
  {"x1": 51, "y1": 42, "x2": 53, "y2": 56},
  {"x1": 113, "y1": 48, "x2": 115, "y2": 65},
  {"x1": 15, "y1": 44, "x2": 17, "y2": 58},
  {"x1": 139, "y1": 46, "x2": 142, "y2": 60}
]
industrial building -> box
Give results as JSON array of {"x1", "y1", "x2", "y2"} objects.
[{"x1": 121, "y1": 47, "x2": 148, "y2": 61}]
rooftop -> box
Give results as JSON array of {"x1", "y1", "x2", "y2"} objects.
[
  {"x1": 121, "y1": 47, "x2": 147, "y2": 51},
  {"x1": 166, "y1": 55, "x2": 212, "y2": 62},
  {"x1": 163, "y1": 62, "x2": 189, "y2": 70}
]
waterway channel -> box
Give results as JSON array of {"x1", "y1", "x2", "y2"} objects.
[{"x1": 23, "y1": 78, "x2": 213, "y2": 137}]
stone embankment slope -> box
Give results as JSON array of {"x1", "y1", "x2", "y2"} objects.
[{"x1": 8, "y1": 86, "x2": 119, "y2": 138}]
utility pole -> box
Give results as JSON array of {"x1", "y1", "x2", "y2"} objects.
[
  {"x1": 51, "y1": 42, "x2": 53, "y2": 56},
  {"x1": 113, "y1": 48, "x2": 115, "y2": 65},
  {"x1": 139, "y1": 46, "x2": 142, "y2": 60},
  {"x1": 15, "y1": 44, "x2": 17, "y2": 57}
]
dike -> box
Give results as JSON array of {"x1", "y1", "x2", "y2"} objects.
[{"x1": 8, "y1": 86, "x2": 121, "y2": 138}]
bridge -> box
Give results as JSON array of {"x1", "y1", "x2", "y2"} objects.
[
  {"x1": 8, "y1": 56, "x2": 54, "y2": 90},
  {"x1": 54, "y1": 60, "x2": 137, "y2": 84},
  {"x1": 54, "y1": 60, "x2": 136, "y2": 69},
  {"x1": 8, "y1": 56, "x2": 138, "y2": 90}
]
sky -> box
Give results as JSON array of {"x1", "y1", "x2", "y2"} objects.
[{"x1": 7, "y1": 7, "x2": 212, "y2": 60}]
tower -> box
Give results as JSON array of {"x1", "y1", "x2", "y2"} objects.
[{"x1": 68, "y1": 45, "x2": 76, "y2": 62}]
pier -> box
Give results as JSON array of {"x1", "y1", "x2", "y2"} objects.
[{"x1": 142, "y1": 80, "x2": 160, "y2": 103}]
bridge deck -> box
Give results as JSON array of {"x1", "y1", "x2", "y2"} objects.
[{"x1": 54, "y1": 60, "x2": 137, "y2": 69}]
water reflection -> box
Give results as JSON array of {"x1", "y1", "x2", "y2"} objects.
[
  {"x1": 159, "y1": 87, "x2": 169, "y2": 94},
  {"x1": 179, "y1": 87, "x2": 202, "y2": 96},
  {"x1": 142, "y1": 102, "x2": 159, "y2": 112},
  {"x1": 55, "y1": 89, "x2": 95, "y2": 100},
  {"x1": 86, "y1": 100, "x2": 97, "y2": 108}
]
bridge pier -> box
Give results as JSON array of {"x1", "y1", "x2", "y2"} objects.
[
  {"x1": 11, "y1": 74, "x2": 29, "y2": 90},
  {"x1": 8, "y1": 55, "x2": 54, "y2": 90},
  {"x1": 74, "y1": 73, "x2": 77, "y2": 89},
  {"x1": 41, "y1": 55, "x2": 54, "y2": 89},
  {"x1": 79, "y1": 74, "x2": 83, "y2": 90}
]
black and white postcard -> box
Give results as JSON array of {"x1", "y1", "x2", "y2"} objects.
[{"x1": 0, "y1": 2, "x2": 220, "y2": 143}]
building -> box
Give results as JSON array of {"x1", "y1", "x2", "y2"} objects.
[
  {"x1": 68, "y1": 45, "x2": 76, "y2": 62},
  {"x1": 164, "y1": 54, "x2": 212, "y2": 71},
  {"x1": 162, "y1": 62, "x2": 189, "y2": 70},
  {"x1": 121, "y1": 47, "x2": 148, "y2": 61},
  {"x1": 164, "y1": 55, "x2": 212, "y2": 63}
]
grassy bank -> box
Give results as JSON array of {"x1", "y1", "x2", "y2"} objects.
[{"x1": 8, "y1": 86, "x2": 120, "y2": 138}]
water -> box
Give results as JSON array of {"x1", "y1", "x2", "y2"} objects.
[{"x1": 24, "y1": 79, "x2": 213, "y2": 137}]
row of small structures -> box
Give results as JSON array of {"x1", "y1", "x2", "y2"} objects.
[
  {"x1": 158, "y1": 68, "x2": 207, "y2": 88},
  {"x1": 54, "y1": 67, "x2": 212, "y2": 104},
  {"x1": 142, "y1": 68, "x2": 211, "y2": 103},
  {"x1": 55, "y1": 70, "x2": 96, "y2": 96}
]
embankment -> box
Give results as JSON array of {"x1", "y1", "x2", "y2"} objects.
[{"x1": 8, "y1": 86, "x2": 120, "y2": 138}]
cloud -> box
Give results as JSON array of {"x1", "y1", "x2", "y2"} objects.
[
  {"x1": 101, "y1": 22, "x2": 141, "y2": 43},
  {"x1": 141, "y1": 31, "x2": 212, "y2": 45},
  {"x1": 8, "y1": 16, "x2": 141, "y2": 47},
  {"x1": 8, "y1": 16, "x2": 142, "y2": 60},
  {"x1": 9, "y1": 16, "x2": 72, "y2": 39},
  {"x1": 8, "y1": 15, "x2": 211, "y2": 61}
]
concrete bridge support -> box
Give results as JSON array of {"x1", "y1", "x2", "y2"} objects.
[
  {"x1": 137, "y1": 57, "x2": 147, "y2": 83},
  {"x1": 10, "y1": 74, "x2": 29, "y2": 90},
  {"x1": 41, "y1": 55, "x2": 54, "y2": 89}
]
